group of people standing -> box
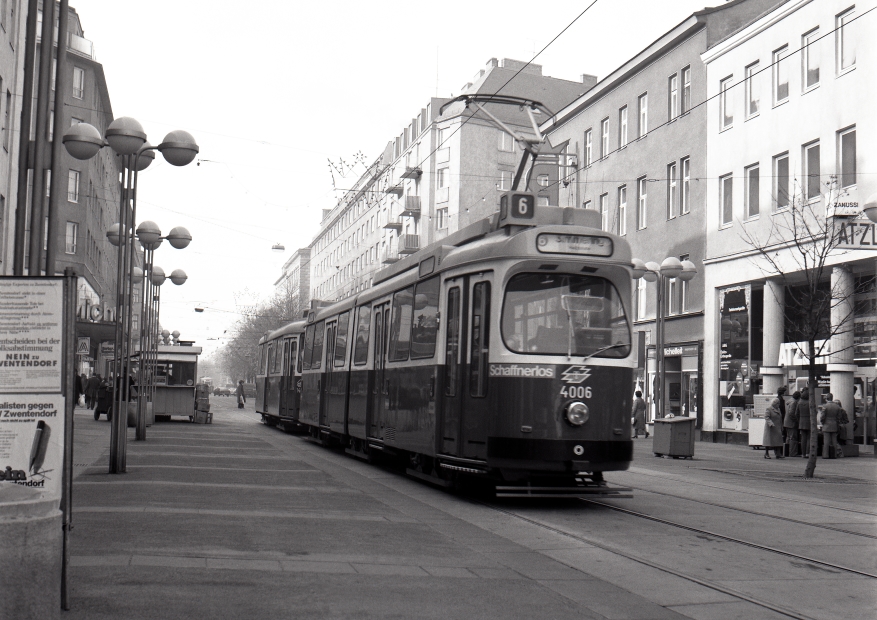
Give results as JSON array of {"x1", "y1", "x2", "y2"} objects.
[
  {"x1": 762, "y1": 386, "x2": 850, "y2": 460},
  {"x1": 74, "y1": 372, "x2": 104, "y2": 408}
]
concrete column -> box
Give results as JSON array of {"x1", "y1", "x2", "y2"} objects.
[
  {"x1": 829, "y1": 266, "x2": 855, "y2": 414},
  {"x1": 761, "y1": 278, "x2": 785, "y2": 395}
]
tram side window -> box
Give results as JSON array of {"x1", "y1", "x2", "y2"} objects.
[
  {"x1": 388, "y1": 285, "x2": 414, "y2": 362},
  {"x1": 276, "y1": 340, "x2": 287, "y2": 374},
  {"x1": 470, "y1": 282, "x2": 491, "y2": 398},
  {"x1": 335, "y1": 311, "x2": 350, "y2": 367},
  {"x1": 302, "y1": 325, "x2": 315, "y2": 370},
  {"x1": 287, "y1": 340, "x2": 298, "y2": 375},
  {"x1": 445, "y1": 287, "x2": 461, "y2": 396},
  {"x1": 353, "y1": 307, "x2": 371, "y2": 366},
  {"x1": 311, "y1": 321, "x2": 325, "y2": 369},
  {"x1": 259, "y1": 344, "x2": 267, "y2": 375},
  {"x1": 411, "y1": 276, "x2": 440, "y2": 359},
  {"x1": 267, "y1": 343, "x2": 276, "y2": 375}
]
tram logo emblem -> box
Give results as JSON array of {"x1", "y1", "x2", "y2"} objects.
[{"x1": 562, "y1": 366, "x2": 592, "y2": 384}]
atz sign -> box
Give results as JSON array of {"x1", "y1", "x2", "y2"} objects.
[{"x1": 833, "y1": 219, "x2": 877, "y2": 250}]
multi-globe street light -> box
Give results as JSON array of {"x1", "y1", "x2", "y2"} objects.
[
  {"x1": 63, "y1": 117, "x2": 198, "y2": 473},
  {"x1": 631, "y1": 257, "x2": 697, "y2": 422}
]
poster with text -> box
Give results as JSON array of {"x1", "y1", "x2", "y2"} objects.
[
  {"x1": 0, "y1": 394, "x2": 65, "y2": 499},
  {"x1": 0, "y1": 278, "x2": 63, "y2": 392}
]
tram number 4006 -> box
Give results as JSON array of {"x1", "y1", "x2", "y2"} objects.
[{"x1": 560, "y1": 385, "x2": 592, "y2": 399}]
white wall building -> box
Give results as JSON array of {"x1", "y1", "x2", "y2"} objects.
[{"x1": 701, "y1": 0, "x2": 875, "y2": 438}]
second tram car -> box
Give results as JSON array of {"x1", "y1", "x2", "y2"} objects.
[{"x1": 257, "y1": 195, "x2": 635, "y2": 493}]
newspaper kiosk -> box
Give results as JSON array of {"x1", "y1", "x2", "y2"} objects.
[{"x1": 151, "y1": 344, "x2": 202, "y2": 421}]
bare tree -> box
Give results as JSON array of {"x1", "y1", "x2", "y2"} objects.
[{"x1": 740, "y1": 180, "x2": 867, "y2": 477}]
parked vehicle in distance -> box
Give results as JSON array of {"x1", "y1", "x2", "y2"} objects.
[{"x1": 213, "y1": 386, "x2": 231, "y2": 396}]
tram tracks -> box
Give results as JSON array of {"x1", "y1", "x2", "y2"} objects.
[{"x1": 484, "y1": 497, "x2": 875, "y2": 620}]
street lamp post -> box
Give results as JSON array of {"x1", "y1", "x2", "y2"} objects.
[
  {"x1": 134, "y1": 222, "x2": 190, "y2": 440},
  {"x1": 631, "y1": 257, "x2": 697, "y2": 421},
  {"x1": 63, "y1": 118, "x2": 198, "y2": 473}
]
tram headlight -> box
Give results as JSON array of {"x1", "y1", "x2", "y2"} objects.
[{"x1": 564, "y1": 401, "x2": 589, "y2": 426}]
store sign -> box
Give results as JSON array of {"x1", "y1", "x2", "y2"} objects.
[
  {"x1": 76, "y1": 337, "x2": 90, "y2": 356},
  {"x1": 663, "y1": 344, "x2": 699, "y2": 357},
  {"x1": 77, "y1": 297, "x2": 116, "y2": 323},
  {"x1": 778, "y1": 340, "x2": 831, "y2": 366},
  {"x1": 834, "y1": 219, "x2": 877, "y2": 250}
]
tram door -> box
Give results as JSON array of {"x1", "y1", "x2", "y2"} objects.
[
  {"x1": 441, "y1": 281, "x2": 465, "y2": 455},
  {"x1": 370, "y1": 303, "x2": 390, "y2": 439},
  {"x1": 280, "y1": 337, "x2": 298, "y2": 418},
  {"x1": 461, "y1": 276, "x2": 492, "y2": 459},
  {"x1": 321, "y1": 323, "x2": 335, "y2": 427}
]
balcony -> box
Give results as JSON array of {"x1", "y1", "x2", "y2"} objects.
[
  {"x1": 399, "y1": 166, "x2": 422, "y2": 179},
  {"x1": 383, "y1": 215, "x2": 403, "y2": 231},
  {"x1": 400, "y1": 195, "x2": 421, "y2": 217},
  {"x1": 68, "y1": 33, "x2": 95, "y2": 59},
  {"x1": 382, "y1": 248, "x2": 400, "y2": 264},
  {"x1": 384, "y1": 181, "x2": 403, "y2": 196},
  {"x1": 398, "y1": 234, "x2": 420, "y2": 255}
]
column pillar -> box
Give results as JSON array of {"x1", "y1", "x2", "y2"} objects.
[
  {"x1": 761, "y1": 278, "x2": 785, "y2": 395},
  {"x1": 829, "y1": 266, "x2": 855, "y2": 414}
]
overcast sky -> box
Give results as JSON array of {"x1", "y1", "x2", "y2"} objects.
[{"x1": 69, "y1": 0, "x2": 712, "y2": 356}]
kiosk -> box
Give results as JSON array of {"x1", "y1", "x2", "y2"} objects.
[{"x1": 149, "y1": 344, "x2": 202, "y2": 421}]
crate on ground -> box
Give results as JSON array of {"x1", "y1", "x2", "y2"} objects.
[
  {"x1": 195, "y1": 383, "x2": 211, "y2": 398},
  {"x1": 193, "y1": 409, "x2": 212, "y2": 424},
  {"x1": 195, "y1": 397, "x2": 210, "y2": 412}
]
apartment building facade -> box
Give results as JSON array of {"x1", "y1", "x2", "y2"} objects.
[
  {"x1": 303, "y1": 58, "x2": 593, "y2": 303},
  {"x1": 542, "y1": 0, "x2": 787, "y2": 429},
  {"x1": 702, "y1": 0, "x2": 874, "y2": 439}
]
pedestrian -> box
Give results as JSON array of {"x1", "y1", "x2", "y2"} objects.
[
  {"x1": 784, "y1": 390, "x2": 800, "y2": 457},
  {"x1": 235, "y1": 380, "x2": 246, "y2": 409},
  {"x1": 631, "y1": 390, "x2": 648, "y2": 438},
  {"x1": 74, "y1": 370, "x2": 84, "y2": 407},
  {"x1": 776, "y1": 386, "x2": 788, "y2": 443},
  {"x1": 80, "y1": 373, "x2": 88, "y2": 406},
  {"x1": 762, "y1": 397, "x2": 784, "y2": 459},
  {"x1": 798, "y1": 388, "x2": 811, "y2": 458},
  {"x1": 85, "y1": 374, "x2": 100, "y2": 409},
  {"x1": 818, "y1": 394, "x2": 843, "y2": 459},
  {"x1": 835, "y1": 400, "x2": 850, "y2": 450}
]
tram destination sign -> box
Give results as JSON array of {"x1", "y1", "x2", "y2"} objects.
[{"x1": 537, "y1": 233, "x2": 613, "y2": 257}]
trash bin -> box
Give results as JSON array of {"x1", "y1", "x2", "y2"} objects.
[{"x1": 652, "y1": 416, "x2": 696, "y2": 459}]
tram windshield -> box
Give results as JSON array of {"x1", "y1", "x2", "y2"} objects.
[{"x1": 502, "y1": 273, "x2": 631, "y2": 358}]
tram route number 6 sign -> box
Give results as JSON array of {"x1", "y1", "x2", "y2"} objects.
[{"x1": 499, "y1": 191, "x2": 536, "y2": 225}]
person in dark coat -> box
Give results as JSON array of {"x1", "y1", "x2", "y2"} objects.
[
  {"x1": 798, "y1": 389, "x2": 811, "y2": 457},
  {"x1": 235, "y1": 380, "x2": 246, "y2": 409},
  {"x1": 80, "y1": 373, "x2": 88, "y2": 406},
  {"x1": 818, "y1": 393, "x2": 843, "y2": 459},
  {"x1": 776, "y1": 386, "x2": 788, "y2": 442},
  {"x1": 783, "y1": 391, "x2": 800, "y2": 457},
  {"x1": 631, "y1": 390, "x2": 648, "y2": 438},
  {"x1": 762, "y1": 398, "x2": 784, "y2": 459},
  {"x1": 85, "y1": 374, "x2": 100, "y2": 409}
]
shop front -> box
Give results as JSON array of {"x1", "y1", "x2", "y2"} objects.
[{"x1": 645, "y1": 342, "x2": 702, "y2": 428}]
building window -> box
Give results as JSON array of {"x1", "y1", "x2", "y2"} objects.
[
  {"x1": 537, "y1": 174, "x2": 549, "y2": 188},
  {"x1": 837, "y1": 7, "x2": 856, "y2": 73},
  {"x1": 618, "y1": 185, "x2": 627, "y2": 236},
  {"x1": 745, "y1": 164, "x2": 759, "y2": 219},
  {"x1": 680, "y1": 254, "x2": 691, "y2": 312},
  {"x1": 745, "y1": 62, "x2": 759, "y2": 117},
  {"x1": 681, "y1": 66, "x2": 691, "y2": 114},
  {"x1": 582, "y1": 199, "x2": 591, "y2": 210},
  {"x1": 619, "y1": 106, "x2": 628, "y2": 147},
  {"x1": 774, "y1": 152, "x2": 790, "y2": 209},
  {"x1": 720, "y1": 174, "x2": 733, "y2": 226},
  {"x1": 804, "y1": 141, "x2": 821, "y2": 200},
  {"x1": 803, "y1": 28, "x2": 820, "y2": 89},
  {"x1": 719, "y1": 77, "x2": 733, "y2": 129},
  {"x1": 72, "y1": 66, "x2": 84, "y2": 99},
  {"x1": 498, "y1": 170, "x2": 511, "y2": 191},
  {"x1": 636, "y1": 278, "x2": 647, "y2": 321},
  {"x1": 667, "y1": 277, "x2": 679, "y2": 316},
  {"x1": 668, "y1": 74, "x2": 678, "y2": 119},
  {"x1": 437, "y1": 168, "x2": 448, "y2": 188},
  {"x1": 667, "y1": 162, "x2": 678, "y2": 219},
  {"x1": 68, "y1": 170, "x2": 80, "y2": 202},
  {"x1": 65, "y1": 221, "x2": 77, "y2": 254},
  {"x1": 599, "y1": 193, "x2": 608, "y2": 232},
  {"x1": 637, "y1": 177, "x2": 647, "y2": 230},
  {"x1": 681, "y1": 157, "x2": 690, "y2": 214},
  {"x1": 600, "y1": 118, "x2": 609, "y2": 158},
  {"x1": 584, "y1": 129, "x2": 592, "y2": 166},
  {"x1": 498, "y1": 130, "x2": 514, "y2": 152},
  {"x1": 773, "y1": 46, "x2": 789, "y2": 104},
  {"x1": 838, "y1": 126, "x2": 856, "y2": 189},
  {"x1": 638, "y1": 93, "x2": 647, "y2": 138},
  {"x1": 436, "y1": 207, "x2": 448, "y2": 229}
]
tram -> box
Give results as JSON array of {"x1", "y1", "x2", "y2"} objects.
[{"x1": 257, "y1": 192, "x2": 636, "y2": 493}]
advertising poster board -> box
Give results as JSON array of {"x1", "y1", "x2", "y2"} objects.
[
  {"x1": 0, "y1": 394, "x2": 65, "y2": 500},
  {"x1": 0, "y1": 279, "x2": 64, "y2": 392}
]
